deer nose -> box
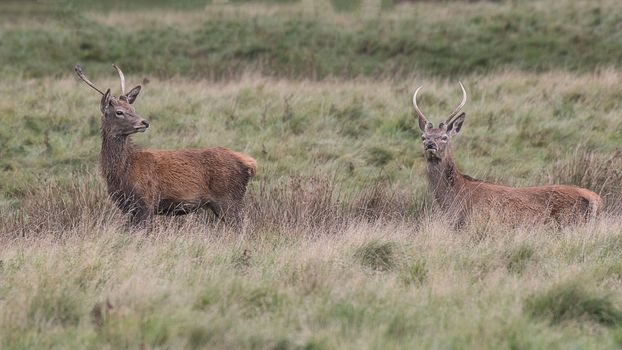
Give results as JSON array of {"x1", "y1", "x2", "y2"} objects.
[
  {"x1": 424, "y1": 141, "x2": 436, "y2": 150},
  {"x1": 141, "y1": 120, "x2": 150, "y2": 128}
]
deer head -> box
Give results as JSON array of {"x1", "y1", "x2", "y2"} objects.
[
  {"x1": 75, "y1": 64, "x2": 149, "y2": 137},
  {"x1": 413, "y1": 82, "x2": 467, "y2": 161}
]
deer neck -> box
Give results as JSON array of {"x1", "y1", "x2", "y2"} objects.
[
  {"x1": 100, "y1": 129, "x2": 135, "y2": 192},
  {"x1": 425, "y1": 150, "x2": 465, "y2": 210}
]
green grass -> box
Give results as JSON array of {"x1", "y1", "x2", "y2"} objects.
[{"x1": 2, "y1": 0, "x2": 622, "y2": 78}]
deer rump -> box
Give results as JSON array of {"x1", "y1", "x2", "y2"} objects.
[{"x1": 110, "y1": 147, "x2": 256, "y2": 218}]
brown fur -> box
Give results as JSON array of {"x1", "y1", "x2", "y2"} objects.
[
  {"x1": 101, "y1": 132, "x2": 256, "y2": 225},
  {"x1": 77, "y1": 65, "x2": 255, "y2": 226},
  {"x1": 414, "y1": 84, "x2": 602, "y2": 228},
  {"x1": 425, "y1": 150, "x2": 603, "y2": 227}
]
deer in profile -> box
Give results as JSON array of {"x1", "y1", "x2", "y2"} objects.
[
  {"x1": 413, "y1": 82, "x2": 603, "y2": 228},
  {"x1": 75, "y1": 64, "x2": 256, "y2": 226}
]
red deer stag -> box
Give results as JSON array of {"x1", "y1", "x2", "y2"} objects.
[
  {"x1": 413, "y1": 82, "x2": 602, "y2": 228},
  {"x1": 75, "y1": 64, "x2": 256, "y2": 226}
]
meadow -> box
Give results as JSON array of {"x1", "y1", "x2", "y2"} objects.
[{"x1": 2, "y1": 0, "x2": 622, "y2": 348}]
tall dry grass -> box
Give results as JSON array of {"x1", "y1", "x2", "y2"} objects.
[
  {"x1": 2, "y1": 187, "x2": 622, "y2": 348},
  {"x1": 0, "y1": 172, "x2": 424, "y2": 241}
]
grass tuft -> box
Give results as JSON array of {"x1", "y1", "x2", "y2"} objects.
[
  {"x1": 504, "y1": 244, "x2": 535, "y2": 275},
  {"x1": 367, "y1": 146, "x2": 394, "y2": 166},
  {"x1": 400, "y1": 258, "x2": 428, "y2": 286},
  {"x1": 354, "y1": 240, "x2": 398, "y2": 271},
  {"x1": 27, "y1": 289, "x2": 81, "y2": 329},
  {"x1": 187, "y1": 326, "x2": 214, "y2": 350},
  {"x1": 525, "y1": 281, "x2": 622, "y2": 327}
]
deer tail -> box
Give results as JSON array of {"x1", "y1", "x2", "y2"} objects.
[
  {"x1": 589, "y1": 195, "x2": 603, "y2": 218},
  {"x1": 580, "y1": 193, "x2": 603, "y2": 220},
  {"x1": 238, "y1": 154, "x2": 257, "y2": 178}
]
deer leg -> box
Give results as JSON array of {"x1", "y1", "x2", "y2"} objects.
[
  {"x1": 226, "y1": 202, "x2": 243, "y2": 226},
  {"x1": 126, "y1": 208, "x2": 152, "y2": 229},
  {"x1": 206, "y1": 202, "x2": 223, "y2": 221},
  {"x1": 208, "y1": 200, "x2": 242, "y2": 226},
  {"x1": 124, "y1": 196, "x2": 154, "y2": 230}
]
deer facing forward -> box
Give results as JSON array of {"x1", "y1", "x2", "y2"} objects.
[
  {"x1": 413, "y1": 82, "x2": 603, "y2": 227},
  {"x1": 75, "y1": 64, "x2": 256, "y2": 226}
]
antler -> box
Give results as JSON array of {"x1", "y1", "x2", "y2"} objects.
[
  {"x1": 412, "y1": 86, "x2": 429, "y2": 125},
  {"x1": 112, "y1": 64, "x2": 126, "y2": 96},
  {"x1": 446, "y1": 81, "x2": 467, "y2": 124},
  {"x1": 74, "y1": 64, "x2": 105, "y2": 96}
]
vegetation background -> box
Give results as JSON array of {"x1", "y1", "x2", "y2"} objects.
[{"x1": 2, "y1": 0, "x2": 622, "y2": 348}]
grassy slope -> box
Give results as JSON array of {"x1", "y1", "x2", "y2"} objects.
[
  {"x1": 1, "y1": 0, "x2": 622, "y2": 78},
  {"x1": 2, "y1": 1, "x2": 622, "y2": 349}
]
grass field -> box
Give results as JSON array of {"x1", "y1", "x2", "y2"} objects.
[{"x1": 2, "y1": 0, "x2": 622, "y2": 349}]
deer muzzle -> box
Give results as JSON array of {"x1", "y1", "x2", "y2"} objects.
[
  {"x1": 424, "y1": 141, "x2": 437, "y2": 151},
  {"x1": 424, "y1": 141, "x2": 440, "y2": 160},
  {"x1": 134, "y1": 119, "x2": 150, "y2": 132}
]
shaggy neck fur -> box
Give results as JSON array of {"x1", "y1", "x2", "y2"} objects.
[
  {"x1": 100, "y1": 127, "x2": 135, "y2": 195},
  {"x1": 425, "y1": 149, "x2": 466, "y2": 211}
]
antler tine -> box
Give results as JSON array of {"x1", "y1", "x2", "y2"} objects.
[
  {"x1": 74, "y1": 64, "x2": 105, "y2": 96},
  {"x1": 112, "y1": 64, "x2": 126, "y2": 96},
  {"x1": 446, "y1": 81, "x2": 467, "y2": 124},
  {"x1": 412, "y1": 86, "x2": 429, "y2": 124}
]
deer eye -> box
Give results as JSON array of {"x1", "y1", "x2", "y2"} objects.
[
  {"x1": 441, "y1": 136, "x2": 448, "y2": 141},
  {"x1": 115, "y1": 110, "x2": 124, "y2": 116}
]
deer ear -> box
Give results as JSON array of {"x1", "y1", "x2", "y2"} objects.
[
  {"x1": 125, "y1": 85, "x2": 141, "y2": 104},
  {"x1": 417, "y1": 116, "x2": 428, "y2": 131},
  {"x1": 100, "y1": 89, "x2": 112, "y2": 114},
  {"x1": 418, "y1": 116, "x2": 433, "y2": 132},
  {"x1": 447, "y1": 112, "x2": 465, "y2": 134}
]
